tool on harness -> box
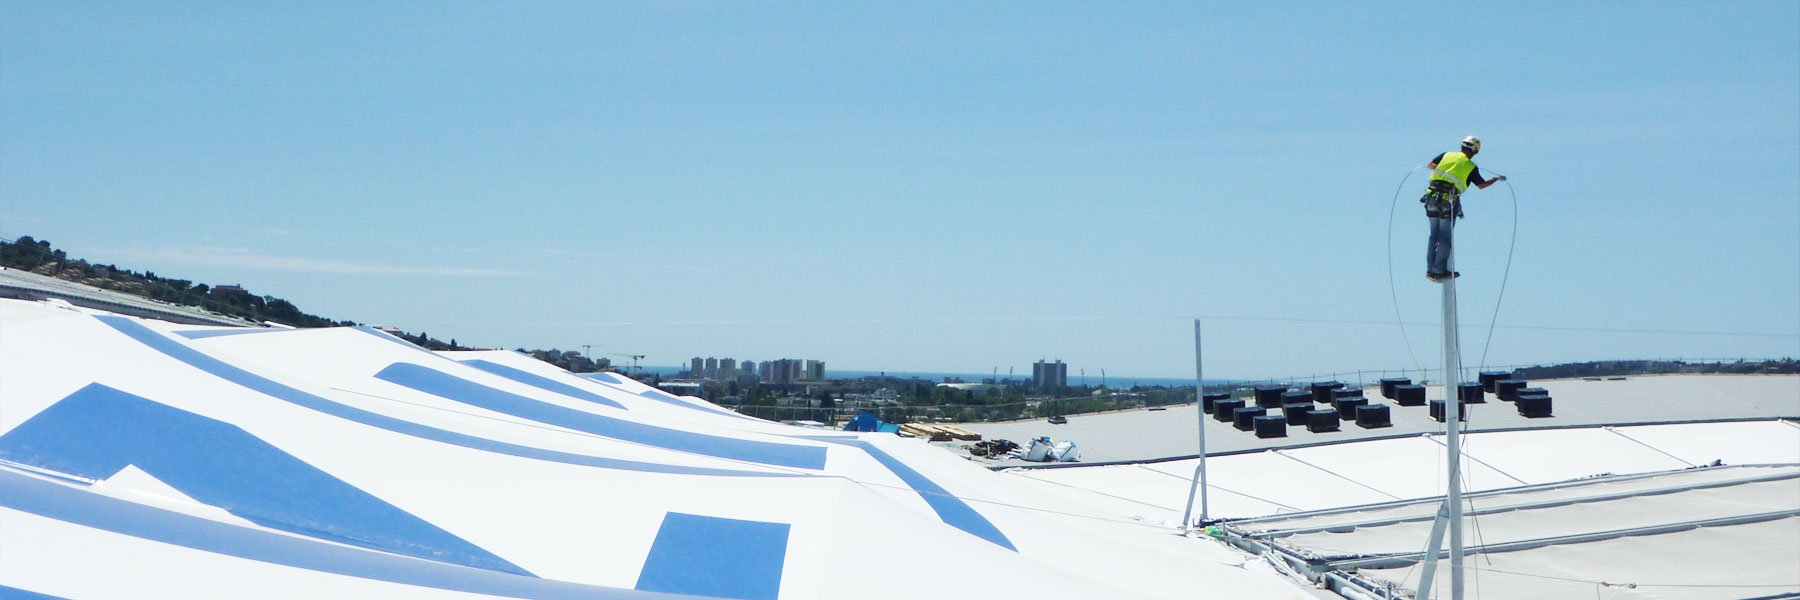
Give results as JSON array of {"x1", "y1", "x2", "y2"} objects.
[{"x1": 1421, "y1": 180, "x2": 1463, "y2": 219}]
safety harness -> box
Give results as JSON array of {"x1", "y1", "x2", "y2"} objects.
[
  {"x1": 1422, "y1": 180, "x2": 1461, "y2": 219},
  {"x1": 1422, "y1": 151, "x2": 1475, "y2": 219}
]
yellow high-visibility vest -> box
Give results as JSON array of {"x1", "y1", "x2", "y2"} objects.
[{"x1": 1429, "y1": 151, "x2": 1476, "y2": 192}]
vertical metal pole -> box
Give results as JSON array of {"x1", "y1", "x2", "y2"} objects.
[
  {"x1": 1418, "y1": 235, "x2": 1467, "y2": 600},
  {"x1": 1443, "y1": 242, "x2": 1466, "y2": 599},
  {"x1": 1182, "y1": 319, "x2": 1209, "y2": 530}
]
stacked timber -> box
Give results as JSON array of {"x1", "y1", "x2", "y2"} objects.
[
  {"x1": 899, "y1": 423, "x2": 981, "y2": 441},
  {"x1": 935, "y1": 425, "x2": 984, "y2": 441}
]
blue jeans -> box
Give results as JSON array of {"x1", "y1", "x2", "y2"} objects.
[{"x1": 1427, "y1": 217, "x2": 1455, "y2": 274}]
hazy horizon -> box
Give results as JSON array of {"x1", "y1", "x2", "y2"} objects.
[{"x1": 5, "y1": 3, "x2": 1796, "y2": 378}]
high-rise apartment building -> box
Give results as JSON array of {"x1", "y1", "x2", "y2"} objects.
[
  {"x1": 766, "y1": 358, "x2": 805, "y2": 384},
  {"x1": 690, "y1": 356, "x2": 822, "y2": 383},
  {"x1": 1033, "y1": 359, "x2": 1068, "y2": 388}
]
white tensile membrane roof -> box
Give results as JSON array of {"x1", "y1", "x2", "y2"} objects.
[
  {"x1": 1234, "y1": 465, "x2": 1800, "y2": 599},
  {"x1": 3, "y1": 296, "x2": 1795, "y2": 600},
  {"x1": 0, "y1": 299, "x2": 1318, "y2": 600},
  {"x1": 1001, "y1": 397, "x2": 1800, "y2": 598}
]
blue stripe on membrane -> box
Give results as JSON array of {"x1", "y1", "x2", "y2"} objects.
[
  {"x1": 94, "y1": 315, "x2": 801, "y2": 478},
  {"x1": 377, "y1": 363, "x2": 826, "y2": 471}
]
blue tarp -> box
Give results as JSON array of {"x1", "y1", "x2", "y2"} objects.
[{"x1": 842, "y1": 411, "x2": 901, "y2": 433}]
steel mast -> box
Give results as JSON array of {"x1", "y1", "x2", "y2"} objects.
[
  {"x1": 1417, "y1": 252, "x2": 1467, "y2": 600},
  {"x1": 1183, "y1": 319, "x2": 1210, "y2": 530}
]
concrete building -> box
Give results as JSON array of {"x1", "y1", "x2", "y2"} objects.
[
  {"x1": 805, "y1": 360, "x2": 826, "y2": 381},
  {"x1": 720, "y1": 358, "x2": 738, "y2": 380},
  {"x1": 766, "y1": 358, "x2": 806, "y2": 384},
  {"x1": 689, "y1": 357, "x2": 703, "y2": 377},
  {"x1": 1033, "y1": 359, "x2": 1067, "y2": 389},
  {"x1": 704, "y1": 357, "x2": 719, "y2": 379}
]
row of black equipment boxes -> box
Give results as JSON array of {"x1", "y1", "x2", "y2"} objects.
[{"x1": 1200, "y1": 372, "x2": 1553, "y2": 439}]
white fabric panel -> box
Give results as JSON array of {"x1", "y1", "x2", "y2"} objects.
[
  {"x1": 1275, "y1": 478, "x2": 1800, "y2": 556},
  {"x1": 1457, "y1": 428, "x2": 1693, "y2": 484},
  {"x1": 1140, "y1": 451, "x2": 1399, "y2": 515},
  {"x1": 1232, "y1": 465, "x2": 1800, "y2": 537},
  {"x1": 1358, "y1": 515, "x2": 1800, "y2": 600},
  {"x1": 0, "y1": 300, "x2": 1322, "y2": 600},
  {"x1": 1012, "y1": 424, "x2": 1800, "y2": 522},
  {"x1": 1007, "y1": 465, "x2": 1193, "y2": 518},
  {"x1": 1608, "y1": 420, "x2": 1800, "y2": 467},
  {"x1": 0, "y1": 507, "x2": 506, "y2": 600},
  {"x1": 1272, "y1": 435, "x2": 1527, "y2": 500}
]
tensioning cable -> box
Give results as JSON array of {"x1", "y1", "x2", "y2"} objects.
[
  {"x1": 1386, "y1": 166, "x2": 1429, "y2": 375},
  {"x1": 1385, "y1": 166, "x2": 1521, "y2": 381},
  {"x1": 1475, "y1": 173, "x2": 1519, "y2": 370}
]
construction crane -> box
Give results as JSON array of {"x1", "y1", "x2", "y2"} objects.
[{"x1": 606, "y1": 353, "x2": 645, "y2": 375}]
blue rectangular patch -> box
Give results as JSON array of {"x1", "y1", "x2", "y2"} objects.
[{"x1": 635, "y1": 513, "x2": 789, "y2": 600}]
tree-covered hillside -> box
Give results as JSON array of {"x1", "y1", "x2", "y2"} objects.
[
  {"x1": 0, "y1": 235, "x2": 613, "y2": 367},
  {"x1": 1, "y1": 236, "x2": 350, "y2": 328}
]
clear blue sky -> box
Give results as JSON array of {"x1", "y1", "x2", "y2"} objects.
[{"x1": 5, "y1": 2, "x2": 1797, "y2": 379}]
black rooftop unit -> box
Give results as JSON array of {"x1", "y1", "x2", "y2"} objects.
[
  {"x1": 1429, "y1": 399, "x2": 1468, "y2": 422},
  {"x1": 1355, "y1": 404, "x2": 1392, "y2": 428},
  {"x1": 1281, "y1": 403, "x2": 1314, "y2": 424},
  {"x1": 1310, "y1": 381, "x2": 1345, "y2": 404},
  {"x1": 1254, "y1": 415, "x2": 1287, "y2": 438},
  {"x1": 1282, "y1": 391, "x2": 1313, "y2": 407},
  {"x1": 1516, "y1": 395, "x2": 1553, "y2": 418},
  {"x1": 1380, "y1": 377, "x2": 1412, "y2": 399},
  {"x1": 1515, "y1": 387, "x2": 1549, "y2": 400},
  {"x1": 1253, "y1": 386, "x2": 1286, "y2": 408},
  {"x1": 1202, "y1": 392, "x2": 1230, "y2": 413},
  {"x1": 1479, "y1": 371, "x2": 1514, "y2": 393},
  {"x1": 1306, "y1": 409, "x2": 1340, "y2": 432},
  {"x1": 1214, "y1": 398, "x2": 1246, "y2": 422},
  {"x1": 1495, "y1": 379, "x2": 1529, "y2": 401},
  {"x1": 1395, "y1": 385, "x2": 1427, "y2": 406},
  {"x1": 1234, "y1": 406, "x2": 1268, "y2": 431},
  {"x1": 1332, "y1": 388, "x2": 1365, "y2": 400},
  {"x1": 1332, "y1": 397, "x2": 1369, "y2": 420},
  {"x1": 1458, "y1": 383, "x2": 1486, "y2": 404}
]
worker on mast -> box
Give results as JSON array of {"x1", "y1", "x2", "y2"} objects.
[{"x1": 1422, "y1": 136, "x2": 1505, "y2": 282}]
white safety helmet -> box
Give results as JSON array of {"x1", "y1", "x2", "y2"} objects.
[{"x1": 1461, "y1": 135, "x2": 1481, "y2": 154}]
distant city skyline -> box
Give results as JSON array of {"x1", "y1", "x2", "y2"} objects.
[{"x1": 4, "y1": 3, "x2": 1795, "y2": 378}]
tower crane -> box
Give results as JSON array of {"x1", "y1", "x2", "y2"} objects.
[{"x1": 607, "y1": 353, "x2": 645, "y2": 375}]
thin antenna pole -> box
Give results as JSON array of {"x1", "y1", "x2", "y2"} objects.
[{"x1": 1183, "y1": 319, "x2": 1210, "y2": 529}]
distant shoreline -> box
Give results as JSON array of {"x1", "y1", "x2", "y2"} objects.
[{"x1": 629, "y1": 365, "x2": 1211, "y2": 387}]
